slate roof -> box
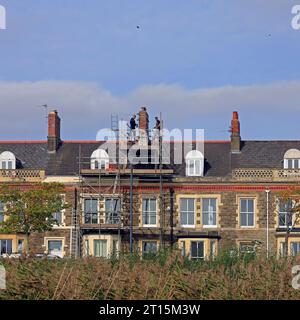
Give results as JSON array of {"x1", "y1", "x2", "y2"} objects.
[
  {"x1": 0, "y1": 142, "x2": 49, "y2": 170},
  {"x1": 1, "y1": 140, "x2": 300, "y2": 177},
  {"x1": 231, "y1": 141, "x2": 300, "y2": 169}
]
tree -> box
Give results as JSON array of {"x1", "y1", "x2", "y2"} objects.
[
  {"x1": 278, "y1": 187, "x2": 300, "y2": 257},
  {"x1": 0, "y1": 183, "x2": 66, "y2": 254}
]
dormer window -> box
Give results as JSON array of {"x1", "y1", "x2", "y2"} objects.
[
  {"x1": 91, "y1": 149, "x2": 109, "y2": 170},
  {"x1": 0, "y1": 151, "x2": 16, "y2": 170},
  {"x1": 283, "y1": 149, "x2": 300, "y2": 169},
  {"x1": 185, "y1": 150, "x2": 204, "y2": 177}
]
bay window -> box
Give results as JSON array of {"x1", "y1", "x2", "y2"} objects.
[
  {"x1": 94, "y1": 240, "x2": 108, "y2": 258},
  {"x1": 291, "y1": 242, "x2": 300, "y2": 256},
  {"x1": 142, "y1": 241, "x2": 158, "y2": 257},
  {"x1": 191, "y1": 241, "x2": 204, "y2": 260},
  {"x1": 0, "y1": 239, "x2": 12, "y2": 255}
]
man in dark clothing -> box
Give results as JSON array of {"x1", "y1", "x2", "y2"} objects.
[
  {"x1": 153, "y1": 116, "x2": 161, "y2": 141},
  {"x1": 155, "y1": 117, "x2": 161, "y2": 130},
  {"x1": 130, "y1": 114, "x2": 137, "y2": 141}
]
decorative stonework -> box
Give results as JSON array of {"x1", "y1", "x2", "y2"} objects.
[
  {"x1": 233, "y1": 168, "x2": 300, "y2": 181},
  {"x1": 233, "y1": 169, "x2": 273, "y2": 180},
  {"x1": 0, "y1": 169, "x2": 45, "y2": 182}
]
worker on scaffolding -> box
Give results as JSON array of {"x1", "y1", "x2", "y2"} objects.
[
  {"x1": 153, "y1": 116, "x2": 161, "y2": 142},
  {"x1": 130, "y1": 113, "x2": 137, "y2": 142}
]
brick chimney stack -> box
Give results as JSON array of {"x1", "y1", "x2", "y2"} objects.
[
  {"x1": 48, "y1": 110, "x2": 61, "y2": 153},
  {"x1": 230, "y1": 111, "x2": 241, "y2": 153},
  {"x1": 138, "y1": 106, "x2": 149, "y2": 146},
  {"x1": 138, "y1": 106, "x2": 149, "y2": 131}
]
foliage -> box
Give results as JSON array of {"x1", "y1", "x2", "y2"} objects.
[
  {"x1": 278, "y1": 187, "x2": 300, "y2": 256},
  {"x1": 0, "y1": 251, "x2": 299, "y2": 300},
  {"x1": 0, "y1": 183, "x2": 66, "y2": 236}
]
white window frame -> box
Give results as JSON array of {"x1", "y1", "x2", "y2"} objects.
[
  {"x1": 240, "y1": 198, "x2": 255, "y2": 228},
  {"x1": 45, "y1": 237, "x2": 65, "y2": 258},
  {"x1": 180, "y1": 198, "x2": 195, "y2": 228},
  {"x1": 105, "y1": 197, "x2": 121, "y2": 224},
  {"x1": 190, "y1": 241, "x2": 205, "y2": 260},
  {"x1": 48, "y1": 240, "x2": 63, "y2": 257},
  {"x1": 94, "y1": 239, "x2": 108, "y2": 258},
  {"x1": 142, "y1": 198, "x2": 157, "y2": 227},
  {"x1": 85, "y1": 239, "x2": 90, "y2": 256},
  {"x1": 0, "y1": 151, "x2": 16, "y2": 170},
  {"x1": 202, "y1": 198, "x2": 217, "y2": 228},
  {"x1": 185, "y1": 150, "x2": 204, "y2": 177},
  {"x1": 181, "y1": 240, "x2": 186, "y2": 257},
  {"x1": 239, "y1": 242, "x2": 255, "y2": 254},
  {"x1": 210, "y1": 240, "x2": 217, "y2": 259},
  {"x1": 284, "y1": 158, "x2": 300, "y2": 169},
  {"x1": 0, "y1": 202, "x2": 4, "y2": 223},
  {"x1": 52, "y1": 211, "x2": 63, "y2": 226},
  {"x1": 142, "y1": 241, "x2": 158, "y2": 256},
  {"x1": 278, "y1": 199, "x2": 294, "y2": 229},
  {"x1": 0, "y1": 239, "x2": 13, "y2": 255},
  {"x1": 90, "y1": 149, "x2": 109, "y2": 170},
  {"x1": 112, "y1": 240, "x2": 119, "y2": 258},
  {"x1": 279, "y1": 242, "x2": 286, "y2": 257},
  {"x1": 17, "y1": 239, "x2": 24, "y2": 254},
  {"x1": 291, "y1": 242, "x2": 300, "y2": 256},
  {"x1": 52, "y1": 194, "x2": 66, "y2": 227},
  {"x1": 283, "y1": 149, "x2": 300, "y2": 169},
  {"x1": 83, "y1": 198, "x2": 99, "y2": 224}
]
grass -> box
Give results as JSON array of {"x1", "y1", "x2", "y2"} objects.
[{"x1": 0, "y1": 250, "x2": 300, "y2": 300}]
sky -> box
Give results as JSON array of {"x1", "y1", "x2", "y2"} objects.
[{"x1": 0, "y1": 0, "x2": 300, "y2": 141}]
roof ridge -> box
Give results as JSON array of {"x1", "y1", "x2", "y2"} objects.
[
  {"x1": 61, "y1": 140, "x2": 231, "y2": 144},
  {"x1": 0, "y1": 140, "x2": 47, "y2": 144}
]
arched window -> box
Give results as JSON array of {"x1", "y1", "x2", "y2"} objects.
[
  {"x1": 91, "y1": 149, "x2": 109, "y2": 170},
  {"x1": 185, "y1": 150, "x2": 204, "y2": 177},
  {"x1": 0, "y1": 151, "x2": 16, "y2": 170},
  {"x1": 283, "y1": 149, "x2": 300, "y2": 169}
]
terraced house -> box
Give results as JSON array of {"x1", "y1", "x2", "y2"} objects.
[{"x1": 0, "y1": 108, "x2": 300, "y2": 259}]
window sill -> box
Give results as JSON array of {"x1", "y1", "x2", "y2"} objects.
[
  {"x1": 142, "y1": 225, "x2": 158, "y2": 228},
  {"x1": 186, "y1": 175, "x2": 203, "y2": 177},
  {"x1": 239, "y1": 226, "x2": 255, "y2": 229},
  {"x1": 203, "y1": 225, "x2": 217, "y2": 228},
  {"x1": 181, "y1": 225, "x2": 196, "y2": 228},
  {"x1": 83, "y1": 222, "x2": 100, "y2": 225},
  {"x1": 52, "y1": 224, "x2": 65, "y2": 227}
]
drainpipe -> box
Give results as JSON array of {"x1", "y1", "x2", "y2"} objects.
[
  {"x1": 265, "y1": 189, "x2": 270, "y2": 258},
  {"x1": 129, "y1": 165, "x2": 133, "y2": 254},
  {"x1": 170, "y1": 188, "x2": 174, "y2": 248}
]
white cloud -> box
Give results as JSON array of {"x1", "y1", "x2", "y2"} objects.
[{"x1": 0, "y1": 80, "x2": 299, "y2": 140}]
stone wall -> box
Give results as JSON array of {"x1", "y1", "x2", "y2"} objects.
[{"x1": 22, "y1": 186, "x2": 291, "y2": 257}]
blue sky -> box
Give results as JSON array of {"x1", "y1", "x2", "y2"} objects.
[{"x1": 0, "y1": 0, "x2": 300, "y2": 140}]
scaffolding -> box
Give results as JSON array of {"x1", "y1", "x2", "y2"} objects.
[{"x1": 70, "y1": 112, "x2": 171, "y2": 258}]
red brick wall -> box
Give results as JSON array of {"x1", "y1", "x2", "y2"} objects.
[{"x1": 139, "y1": 107, "x2": 149, "y2": 131}]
